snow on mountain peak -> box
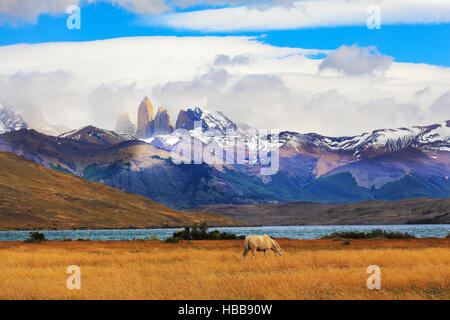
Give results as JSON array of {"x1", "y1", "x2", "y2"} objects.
[
  {"x1": 59, "y1": 125, "x2": 135, "y2": 145},
  {"x1": 181, "y1": 107, "x2": 238, "y2": 134},
  {"x1": 0, "y1": 102, "x2": 27, "y2": 134},
  {"x1": 144, "y1": 104, "x2": 449, "y2": 160},
  {"x1": 280, "y1": 121, "x2": 450, "y2": 158}
]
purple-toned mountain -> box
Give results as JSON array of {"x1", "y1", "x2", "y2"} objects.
[
  {"x1": 277, "y1": 121, "x2": 449, "y2": 187},
  {"x1": 59, "y1": 125, "x2": 135, "y2": 145},
  {"x1": 175, "y1": 107, "x2": 237, "y2": 134},
  {"x1": 1, "y1": 103, "x2": 449, "y2": 209}
]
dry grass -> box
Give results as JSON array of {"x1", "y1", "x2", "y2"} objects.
[{"x1": 0, "y1": 239, "x2": 449, "y2": 300}]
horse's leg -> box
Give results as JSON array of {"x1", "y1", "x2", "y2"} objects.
[
  {"x1": 251, "y1": 248, "x2": 255, "y2": 258},
  {"x1": 264, "y1": 249, "x2": 268, "y2": 257},
  {"x1": 242, "y1": 249, "x2": 248, "y2": 258}
]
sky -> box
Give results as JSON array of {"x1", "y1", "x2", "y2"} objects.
[{"x1": 0, "y1": 0, "x2": 449, "y2": 136}]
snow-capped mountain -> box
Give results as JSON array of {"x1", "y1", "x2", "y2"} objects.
[
  {"x1": 281, "y1": 121, "x2": 450, "y2": 158},
  {"x1": 176, "y1": 107, "x2": 238, "y2": 134},
  {"x1": 0, "y1": 103, "x2": 27, "y2": 134},
  {"x1": 59, "y1": 125, "x2": 135, "y2": 145},
  {"x1": 1, "y1": 103, "x2": 448, "y2": 209},
  {"x1": 149, "y1": 107, "x2": 281, "y2": 162},
  {"x1": 143, "y1": 109, "x2": 449, "y2": 193},
  {"x1": 148, "y1": 106, "x2": 449, "y2": 163}
]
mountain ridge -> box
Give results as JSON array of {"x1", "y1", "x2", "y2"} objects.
[
  {"x1": 0, "y1": 101, "x2": 448, "y2": 209},
  {"x1": 192, "y1": 197, "x2": 450, "y2": 226}
]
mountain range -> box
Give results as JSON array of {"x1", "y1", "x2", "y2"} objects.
[{"x1": 0, "y1": 97, "x2": 448, "y2": 210}]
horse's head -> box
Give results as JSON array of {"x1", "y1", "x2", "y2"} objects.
[{"x1": 272, "y1": 239, "x2": 282, "y2": 256}]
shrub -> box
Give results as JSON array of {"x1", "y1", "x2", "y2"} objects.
[
  {"x1": 321, "y1": 229, "x2": 416, "y2": 240},
  {"x1": 165, "y1": 223, "x2": 245, "y2": 242},
  {"x1": 24, "y1": 231, "x2": 47, "y2": 243},
  {"x1": 165, "y1": 236, "x2": 180, "y2": 243},
  {"x1": 446, "y1": 232, "x2": 450, "y2": 239},
  {"x1": 149, "y1": 233, "x2": 159, "y2": 241}
]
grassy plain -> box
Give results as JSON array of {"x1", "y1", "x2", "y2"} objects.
[{"x1": 0, "y1": 238, "x2": 448, "y2": 300}]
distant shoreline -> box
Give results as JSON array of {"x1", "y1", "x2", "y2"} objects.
[
  {"x1": 1, "y1": 224, "x2": 448, "y2": 242},
  {"x1": 1, "y1": 221, "x2": 450, "y2": 232}
]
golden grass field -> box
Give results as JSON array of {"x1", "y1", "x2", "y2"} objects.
[{"x1": 0, "y1": 238, "x2": 449, "y2": 300}]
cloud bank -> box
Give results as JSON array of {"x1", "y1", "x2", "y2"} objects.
[
  {"x1": 2, "y1": 0, "x2": 450, "y2": 30},
  {"x1": 154, "y1": 0, "x2": 450, "y2": 31},
  {"x1": 0, "y1": 0, "x2": 295, "y2": 25},
  {"x1": 0, "y1": 36, "x2": 449, "y2": 136},
  {"x1": 319, "y1": 45, "x2": 393, "y2": 75}
]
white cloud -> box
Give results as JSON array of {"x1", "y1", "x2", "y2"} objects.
[
  {"x1": 101, "y1": 0, "x2": 169, "y2": 14},
  {"x1": 0, "y1": 0, "x2": 75, "y2": 24},
  {"x1": 3, "y1": 0, "x2": 449, "y2": 29},
  {"x1": 430, "y1": 90, "x2": 450, "y2": 119},
  {"x1": 319, "y1": 45, "x2": 393, "y2": 75},
  {"x1": 214, "y1": 54, "x2": 250, "y2": 66},
  {"x1": 0, "y1": 0, "x2": 169, "y2": 24},
  {"x1": 0, "y1": 36, "x2": 449, "y2": 136},
  {"x1": 154, "y1": 0, "x2": 450, "y2": 31},
  {"x1": 172, "y1": 0, "x2": 294, "y2": 10},
  {"x1": 0, "y1": 0, "x2": 294, "y2": 25}
]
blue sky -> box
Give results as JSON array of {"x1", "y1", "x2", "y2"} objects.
[{"x1": 0, "y1": 1, "x2": 449, "y2": 66}]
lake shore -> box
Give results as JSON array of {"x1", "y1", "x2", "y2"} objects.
[
  {"x1": 1, "y1": 224, "x2": 448, "y2": 241},
  {"x1": 0, "y1": 238, "x2": 449, "y2": 300}
]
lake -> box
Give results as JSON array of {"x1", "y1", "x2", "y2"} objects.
[{"x1": 0, "y1": 224, "x2": 449, "y2": 241}]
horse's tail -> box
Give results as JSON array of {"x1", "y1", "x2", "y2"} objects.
[{"x1": 244, "y1": 236, "x2": 249, "y2": 248}]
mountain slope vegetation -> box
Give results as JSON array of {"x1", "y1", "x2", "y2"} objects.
[{"x1": 0, "y1": 152, "x2": 239, "y2": 230}]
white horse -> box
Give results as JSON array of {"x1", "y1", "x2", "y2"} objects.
[{"x1": 242, "y1": 234, "x2": 282, "y2": 258}]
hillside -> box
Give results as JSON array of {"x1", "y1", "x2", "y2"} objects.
[
  {"x1": 192, "y1": 198, "x2": 450, "y2": 226},
  {"x1": 0, "y1": 152, "x2": 240, "y2": 230}
]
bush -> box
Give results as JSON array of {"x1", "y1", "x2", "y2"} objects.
[
  {"x1": 165, "y1": 236, "x2": 180, "y2": 243},
  {"x1": 165, "y1": 223, "x2": 245, "y2": 242},
  {"x1": 321, "y1": 229, "x2": 416, "y2": 240},
  {"x1": 24, "y1": 231, "x2": 47, "y2": 243},
  {"x1": 446, "y1": 232, "x2": 450, "y2": 239},
  {"x1": 149, "y1": 233, "x2": 159, "y2": 241}
]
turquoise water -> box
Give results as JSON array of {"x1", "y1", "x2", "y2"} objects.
[{"x1": 0, "y1": 224, "x2": 449, "y2": 241}]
